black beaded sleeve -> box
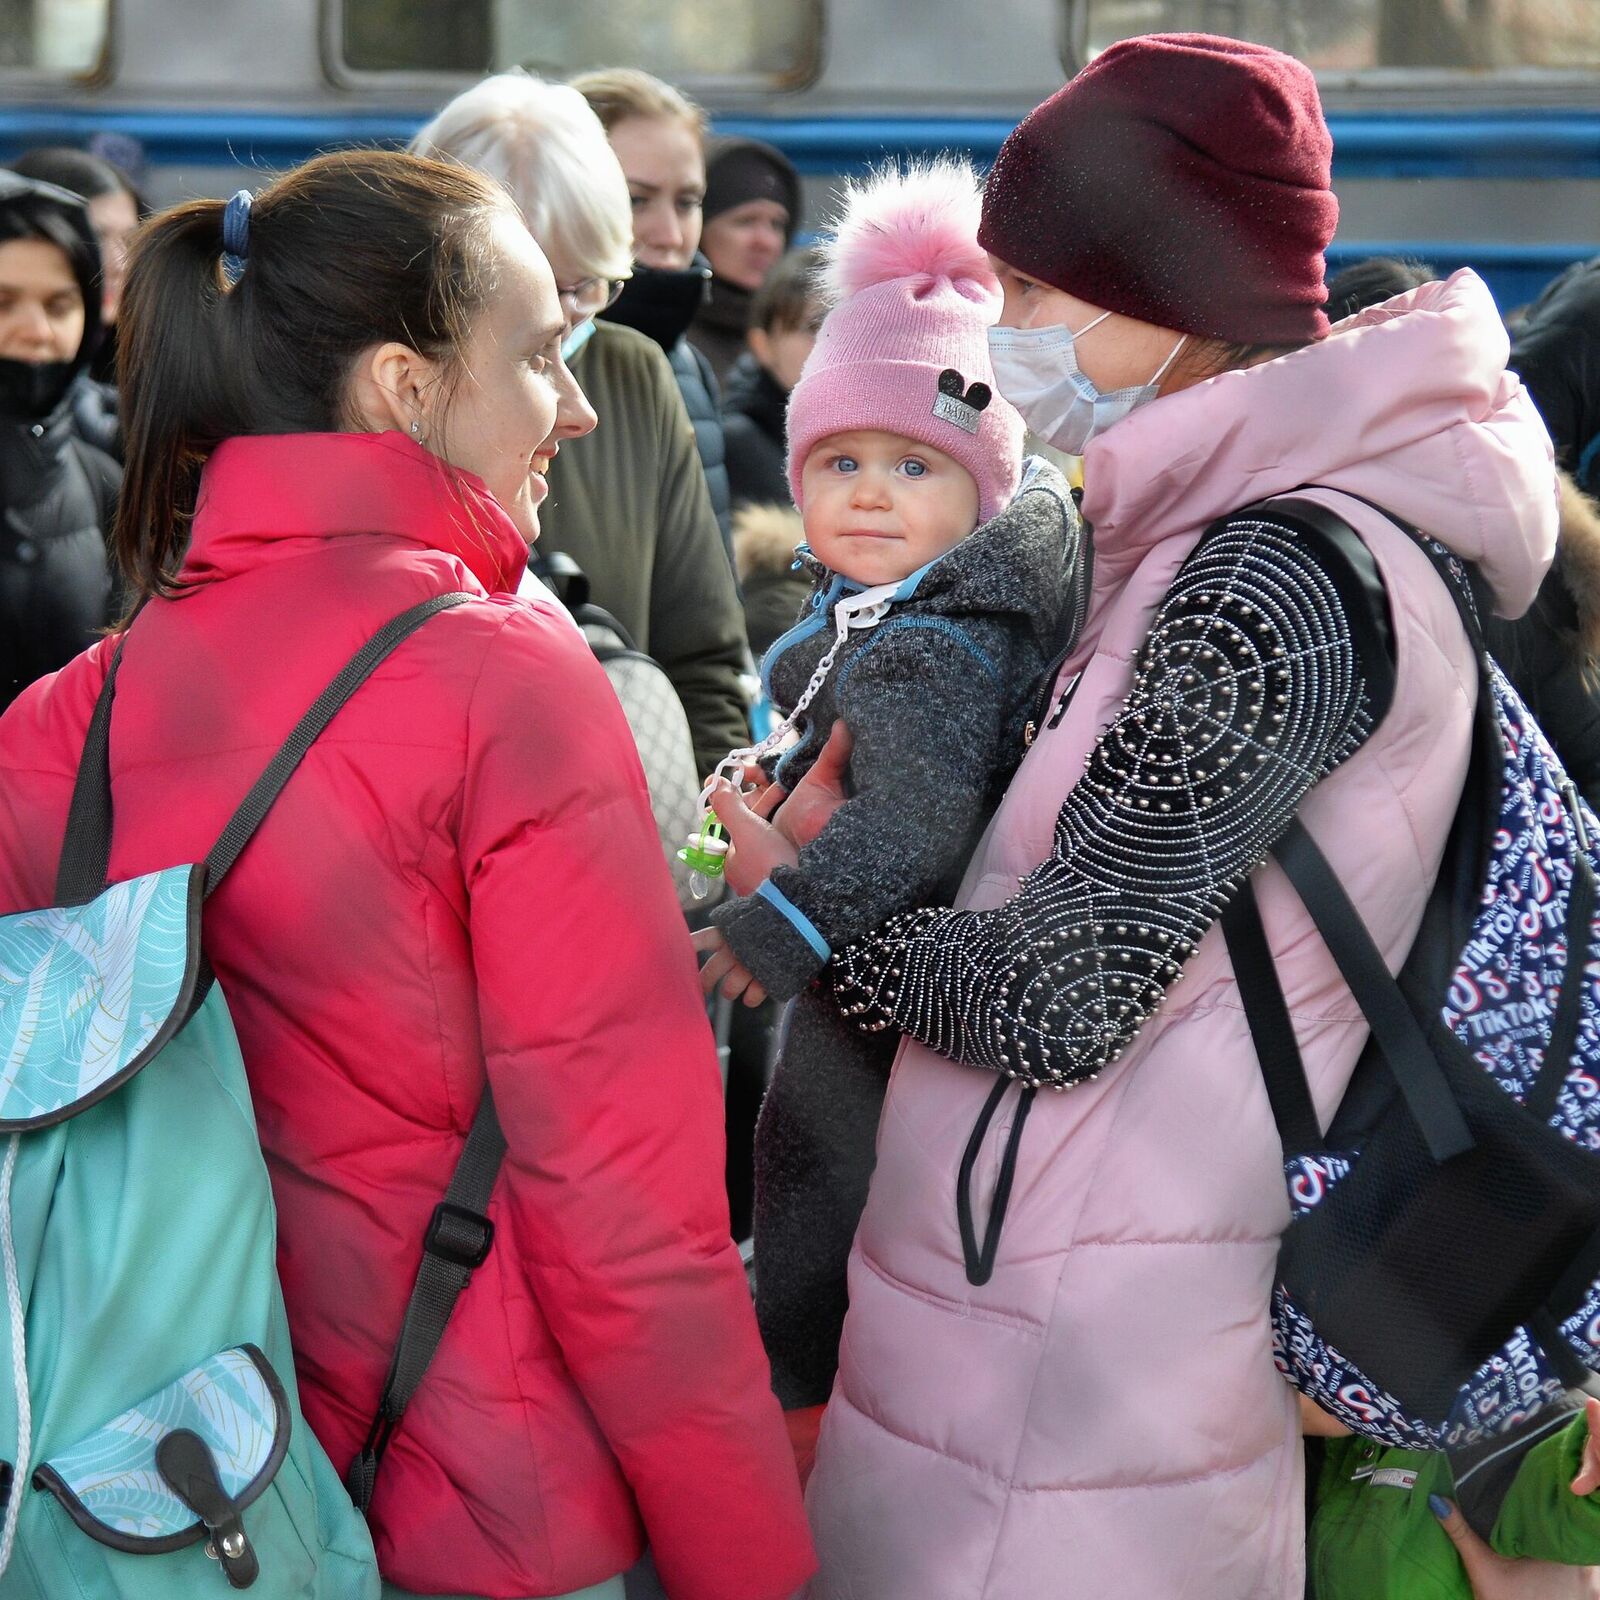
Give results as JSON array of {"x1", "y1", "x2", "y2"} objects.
[{"x1": 829, "y1": 517, "x2": 1379, "y2": 1089}]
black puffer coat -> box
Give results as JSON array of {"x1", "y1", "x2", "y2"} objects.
[
  {"x1": 0, "y1": 172, "x2": 118, "y2": 710},
  {"x1": 722, "y1": 352, "x2": 789, "y2": 510}
]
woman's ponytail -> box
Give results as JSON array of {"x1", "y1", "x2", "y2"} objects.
[
  {"x1": 113, "y1": 150, "x2": 511, "y2": 610},
  {"x1": 115, "y1": 197, "x2": 247, "y2": 605}
]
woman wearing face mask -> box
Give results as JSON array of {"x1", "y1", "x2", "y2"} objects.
[
  {"x1": 11, "y1": 146, "x2": 142, "y2": 388},
  {"x1": 0, "y1": 169, "x2": 118, "y2": 711},
  {"x1": 572, "y1": 67, "x2": 734, "y2": 559},
  {"x1": 690, "y1": 138, "x2": 800, "y2": 387},
  {"x1": 0, "y1": 148, "x2": 815, "y2": 1600},
  {"x1": 412, "y1": 74, "x2": 750, "y2": 779},
  {"x1": 707, "y1": 34, "x2": 1563, "y2": 1600}
]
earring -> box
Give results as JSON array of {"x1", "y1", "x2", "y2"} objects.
[{"x1": 410, "y1": 418, "x2": 423, "y2": 438}]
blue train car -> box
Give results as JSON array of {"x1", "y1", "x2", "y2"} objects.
[{"x1": 0, "y1": 0, "x2": 1594, "y2": 307}]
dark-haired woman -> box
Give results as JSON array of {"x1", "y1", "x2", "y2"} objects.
[
  {"x1": 0, "y1": 150, "x2": 814, "y2": 1600},
  {"x1": 710, "y1": 36, "x2": 1563, "y2": 1600},
  {"x1": 12, "y1": 145, "x2": 143, "y2": 388},
  {"x1": 0, "y1": 169, "x2": 118, "y2": 711}
]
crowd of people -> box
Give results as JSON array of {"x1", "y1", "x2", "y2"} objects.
[{"x1": 2, "y1": 27, "x2": 1600, "y2": 1600}]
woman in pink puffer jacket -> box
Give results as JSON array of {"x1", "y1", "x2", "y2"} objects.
[{"x1": 711, "y1": 33, "x2": 1571, "y2": 1600}]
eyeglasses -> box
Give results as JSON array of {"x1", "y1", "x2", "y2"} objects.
[{"x1": 557, "y1": 275, "x2": 628, "y2": 321}]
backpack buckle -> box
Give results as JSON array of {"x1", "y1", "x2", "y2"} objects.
[{"x1": 424, "y1": 1201, "x2": 495, "y2": 1269}]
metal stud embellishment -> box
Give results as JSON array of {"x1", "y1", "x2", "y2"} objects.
[
  {"x1": 932, "y1": 368, "x2": 992, "y2": 435},
  {"x1": 829, "y1": 519, "x2": 1375, "y2": 1091}
]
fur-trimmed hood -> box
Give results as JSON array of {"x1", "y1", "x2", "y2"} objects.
[
  {"x1": 1557, "y1": 468, "x2": 1600, "y2": 667},
  {"x1": 732, "y1": 501, "x2": 805, "y2": 583}
]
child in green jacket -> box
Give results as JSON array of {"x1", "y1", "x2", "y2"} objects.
[{"x1": 1307, "y1": 1397, "x2": 1600, "y2": 1598}]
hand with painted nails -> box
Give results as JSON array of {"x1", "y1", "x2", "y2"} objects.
[{"x1": 1431, "y1": 1492, "x2": 1600, "y2": 1598}]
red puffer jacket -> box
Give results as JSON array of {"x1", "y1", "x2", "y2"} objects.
[{"x1": 0, "y1": 431, "x2": 815, "y2": 1600}]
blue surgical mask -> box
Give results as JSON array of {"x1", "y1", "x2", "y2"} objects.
[{"x1": 987, "y1": 314, "x2": 1187, "y2": 455}]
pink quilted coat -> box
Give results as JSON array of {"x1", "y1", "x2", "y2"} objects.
[{"x1": 805, "y1": 271, "x2": 1559, "y2": 1599}]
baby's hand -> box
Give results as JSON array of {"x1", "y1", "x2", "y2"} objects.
[
  {"x1": 691, "y1": 926, "x2": 769, "y2": 1008},
  {"x1": 1570, "y1": 1397, "x2": 1600, "y2": 1496},
  {"x1": 707, "y1": 780, "x2": 803, "y2": 895}
]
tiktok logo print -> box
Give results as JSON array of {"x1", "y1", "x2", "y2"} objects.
[
  {"x1": 1274, "y1": 629, "x2": 1600, "y2": 1447},
  {"x1": 1438, "y1": 673, "x2": 1600, "y2": 1143}
]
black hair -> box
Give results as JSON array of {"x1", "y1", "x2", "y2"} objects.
[
  {"x1": 1325, "y1": 256, "x2": 1439, "y2": 323},
  {"x1": 116, "y1": 148, "x2": 515, "y2": 603},
  {"x1": 0, "y1": 184, "x2": 100, "y2": 289},
  {"x1": 10, "y1": 146, "x2": 143, "y2": 212},
  {"x1": 750, "y1": 245, "x2": 824, "y2": 335}
]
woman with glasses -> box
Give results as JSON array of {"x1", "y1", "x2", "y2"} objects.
[{"x1": 412, "y1": 73, "x2": 749, "y2": 782}]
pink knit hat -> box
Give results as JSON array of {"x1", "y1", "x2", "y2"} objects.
[{"x1": 786, "y1": 160, "x2": 1024, "y2": 525}]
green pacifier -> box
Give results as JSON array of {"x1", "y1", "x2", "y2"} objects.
[{"x1": 679, "y1": 813, "x2": 731, "y2": 900}]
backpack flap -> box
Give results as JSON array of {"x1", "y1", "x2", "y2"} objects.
[
  {"x1": 0, "y1": 865, "x2": 203, "y2": 1131},
  {"x1": 33, "y1": 1345, "x2": 289, "y2": 1587}
]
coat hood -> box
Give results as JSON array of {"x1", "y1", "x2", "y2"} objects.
[
  {"x1": 1080, "y1": 269, "x2": 1558, "y2": 621},
  {"x1": 732, "y1": 501, "x2": 804, "y2": 581},
  {"x1": 1556, "y1": 469, "x2": 1600, "y2": 667},
  {"x1": 0, "y1": 169, "x2": 104, "y2": 421}
]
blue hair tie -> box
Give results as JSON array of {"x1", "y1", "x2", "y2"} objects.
[{"x1": 222, "y1": 189, "x2": 252, "y2": 262}]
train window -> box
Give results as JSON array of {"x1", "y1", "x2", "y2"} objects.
[
  {"x1": 339, "y1": 0, "x2": 822, "y2": 88},
  {"x1": 0, "y1": 0, "x2": 109, "y2": 75},
  {"x1": 1070, "y1": 1, "x2": 1600, "y2": 77}
]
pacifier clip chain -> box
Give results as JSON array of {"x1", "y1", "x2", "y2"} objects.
[{"x1": 679, "y1": 582, "x2": 899, "y2": 897}]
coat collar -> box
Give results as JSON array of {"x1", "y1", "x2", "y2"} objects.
[{"x1": 184, "y1": 431, "x2": 530, "y2": 594}]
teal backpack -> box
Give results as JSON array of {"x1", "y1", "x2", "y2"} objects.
[{"x1": 0, "y1": 595, "x2": 506, "y2": 1596}]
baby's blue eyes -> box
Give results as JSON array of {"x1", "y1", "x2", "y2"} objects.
[{"x1": 829, "y1": 455, "x2": 928, "y2": 477}]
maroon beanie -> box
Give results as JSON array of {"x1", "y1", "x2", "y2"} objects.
[{"x1": 978, "y1": 33, "x2": 1338, "y2": 344}]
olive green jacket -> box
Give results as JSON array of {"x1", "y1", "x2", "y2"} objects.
[
  {"x1": 1309, "y1": 1417, "x2": 1600, "y2": 1600},
  {"x1": 542, "y1": 321, "x2": 749, "y2": 778}
]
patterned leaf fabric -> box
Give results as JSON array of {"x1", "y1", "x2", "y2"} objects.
[
  {"x1": 45, "y1": 1347, "x2": 280, "y2": 1539},
  {"x1": 0, "y1": 867, "x2": 195, "y2": 1124}
]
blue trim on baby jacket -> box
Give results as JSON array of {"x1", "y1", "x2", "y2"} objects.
[{"x1": 755, "y1": 879, "x2": 831, "y2": 962}]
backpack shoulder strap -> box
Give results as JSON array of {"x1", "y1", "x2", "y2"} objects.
[
  {"x1": 203, "y1": 591, "x2": 473, "y2": 895},
  {"x1": 346, "y1": 1089, "x2": 506, "y2": 1513},
  {"x1": 56, "y1": 592, "x2": 476, "y2": 905}
]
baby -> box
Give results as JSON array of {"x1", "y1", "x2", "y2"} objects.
[{"x1": 691, "y1": 160, "x2": 1082, "y2": 1410}]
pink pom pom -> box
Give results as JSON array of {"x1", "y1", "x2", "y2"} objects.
[{"x1": 821, "y1": 159, "x2": 994, "y2": 303}]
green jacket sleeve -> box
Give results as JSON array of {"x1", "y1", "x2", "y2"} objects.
[
  {"x1": 639, "y1": 343, "x2": 752, "y2": 779},
  {"x1": 1492, "y1": 1412, "x2": 1600, "y2": 1564}
]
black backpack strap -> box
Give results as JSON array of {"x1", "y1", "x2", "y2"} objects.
[
  {"x1": 347, "y1": 1089, "x2": 506, "y2": 1512},
  {"x1": 1221, "y1": 883, "x2": 1325, "y2": 1157},
  {"x1": 55, "y1": 640, "x2": 127, "y2": 904},
  {"x1": 204, "y1": 592, "x2": 473, "y2": 895},
  {"x1": 1273, "y1": 817, "x2": 1475, "y2": 1164}
]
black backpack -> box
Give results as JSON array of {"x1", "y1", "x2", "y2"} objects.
[{"x1": 1224, "y1": 494, "x2": 1600, "y2": 1452}]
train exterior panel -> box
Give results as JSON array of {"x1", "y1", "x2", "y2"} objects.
[{"x1": 0, "y1": 0, "x2": 1594, "y2": 308}]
